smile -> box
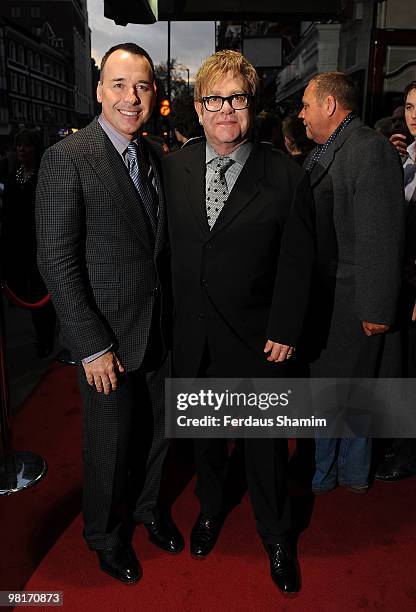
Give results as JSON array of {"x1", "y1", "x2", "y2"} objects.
[{"x1": 118, "y1": 109, "x2": 140, "y2": 116}]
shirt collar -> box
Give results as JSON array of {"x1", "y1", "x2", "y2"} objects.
[
  {"x1": 406, "y1": 141, "x2": 416, "y2": 162},
  {"x1": 205, "y1": 140, "x2": 253, "y2": 166},
  {"x1": 98, "y1": 113, "x2": 140, "y2": 156}
]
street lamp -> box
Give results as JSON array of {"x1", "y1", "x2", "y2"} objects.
[{"x1": 177, "y1": 64, "x2": 190, "y2": 96}]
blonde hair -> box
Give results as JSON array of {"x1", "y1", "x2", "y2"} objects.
[{"x1": 194, "y1": 50, "x2": 259, "y2": 101}]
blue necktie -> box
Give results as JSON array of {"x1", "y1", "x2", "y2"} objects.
[{"x1": 126, "y1": 141, "x2": 158, "y2": 233}]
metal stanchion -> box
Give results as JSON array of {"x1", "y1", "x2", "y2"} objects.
[{"x1": 0, "y1": 283, "x2": 47, "y2": 495}]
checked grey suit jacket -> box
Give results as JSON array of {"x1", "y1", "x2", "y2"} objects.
[{"x1": 36, "y1": 118, "x2": 170, "y2": 371}]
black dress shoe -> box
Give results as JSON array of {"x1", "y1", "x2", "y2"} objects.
[
  {"x1": 190, "y1": 513, "x2": 224, "y2": 557},
  {"x1": 375, "y1": 458, "x2": 416, "y2": 481},
  {"x1": 266, "y1": 541, "x2": 300, "y2": 594},
  {"x1": 97, "y1": 543, "x2": 142, "y2": 584},
  {"x1": 144, "y1": 516, "x2": 184, "y2": 554}
]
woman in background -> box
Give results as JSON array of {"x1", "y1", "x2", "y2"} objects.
[{"x1": 1, "y1": 129, "x2": 55, "y2": 358}]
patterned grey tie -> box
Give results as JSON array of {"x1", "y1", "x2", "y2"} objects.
[
  {"x1": 125, "y1": 141, "x2": 158, "y2": 233},
  {"x1": 206, "y1": 156, "x2": 235, "y2": 229}
]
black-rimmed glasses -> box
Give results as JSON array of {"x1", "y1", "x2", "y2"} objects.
[{"x1": 201, "y1": 93, "x2": 251, "y2": 112}]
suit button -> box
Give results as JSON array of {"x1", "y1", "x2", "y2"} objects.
[
  {"x1": 206, "y1": 244, "x2": 213, "y2": 249},
  {"x1": 197, "y1": 313, "x2": 204, "y2": 320},
  {"x1": 201, "y1": 279, "x2": 207, "y2": 286},
  {"x1": 151, "y1": 286, "x2": 160, "y2": 295}
]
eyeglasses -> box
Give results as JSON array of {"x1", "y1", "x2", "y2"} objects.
[{"x1": 201, "y1": 93, "x2": 251, "y2": 112}]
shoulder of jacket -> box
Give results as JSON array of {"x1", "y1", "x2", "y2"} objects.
[
  {"x1": 46, "y1": 120, "x2": 97, "y2": 156},
  {"x1": 261, "y1": 143, "x2": 306, "y2": 179},
  {"x1": 164, "y1": 140, "x2": 205, "y2": 166}
]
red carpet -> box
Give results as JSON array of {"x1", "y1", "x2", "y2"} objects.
[
  {"x1": 3, "y1": 364, "x2": 416, "y2": 610},
  {"x1": 1, "y1": 363, "x2": 82, "y2": 594}
]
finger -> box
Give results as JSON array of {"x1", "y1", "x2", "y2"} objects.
[
  {"x1": 267, "y1": 345, "x2": 280, "y2": 361},
  {"x1": 85, "y1": 371, "x2": 94, "y2": 386},
  {"x1": 102, "y1": 378, "x2": 112, "y2": 395},
  {"x1": 264, "y1": 340, "x2": 273, "y2": 353},
  {"x1": 115, "y1": 358, "x2": 125, "y2": 373},
  {"x1": 276, "y1": 348, "x2": 289, "y2": 362},
  {"x1": 108, "y1": 369, "x2": 118, "y2": 391},
  {"x1": 93, "y1": 373, "x2": 104, "y2": 393},
  {"x1": 273, "y1": 346, "x2": 289, "y2": 362}
]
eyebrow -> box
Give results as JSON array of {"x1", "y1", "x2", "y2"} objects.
[
  {"x1": 206, "y1": 90, "x2": 247, "y2": 96},
  {"x1": 110, "y1": 77, "x2": 152, "y2": 84}
]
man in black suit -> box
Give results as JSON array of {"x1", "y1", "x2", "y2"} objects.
[
  {"x1": 36, "y1": 43, "x2": 183, "y2": 584},
  {"x1": 163, "y1": 50, "x2": 315, "y2": 594}
]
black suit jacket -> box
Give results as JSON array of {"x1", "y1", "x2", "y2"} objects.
[
  {"x1": 163, "y1": 141, "x2": 315, "y2": 377},
  {"x1": 36, "y1": 118, "x2": 170, "y2": 370}
]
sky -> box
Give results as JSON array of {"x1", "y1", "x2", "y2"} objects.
[{"x1": 87, "y1": 0, "x2": 215, "y2": 79}]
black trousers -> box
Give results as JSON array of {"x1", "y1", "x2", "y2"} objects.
[
  {"x1": 78, "y1": 354, "x2": 169, "y2": 551},
  {"x1": 193, "y1": 344, "x2": 291, "y2": 545}
]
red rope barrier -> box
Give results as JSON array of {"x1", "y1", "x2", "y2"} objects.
[{"x1": 1, "y1": 281, "x2": 51, "y2": 310}]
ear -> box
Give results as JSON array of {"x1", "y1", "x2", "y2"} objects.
[
  {"x1": 97, "y1": 82, "x2": 102, "y2": 104},
  {"x1": 194, "y1": 100, "x2": 203, "y2": 125},
  {"x1": 326, "y1": 95, "x2": 336, "y2": 117}
]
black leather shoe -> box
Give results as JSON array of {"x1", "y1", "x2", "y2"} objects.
[
  {"x1": 144, "y1": 516, "x2": 184, "y2": 554},
  {"x1": 266, "y1": 541, "x2": 300, "y2": 594},
  {"x1": 97, "y1": 543, "x2": 142, "y2": 584},
  {"x1": 190, "y1": 513, "x2": 224, "y2": 557},
  {"x1": 375, "y1": 458, "x2": 416, "y2": 481}
]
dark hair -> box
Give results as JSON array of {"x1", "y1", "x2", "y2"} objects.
[
  {"x1": 404, "y1": 81, "x2": 416, "y2": 103},
  {"x1": 170, "y1": 96, "x2": 203, "y2": 140},
  {"x1": 13, "y1": 128, "x2": 44, "y2": 166},
  {"x1": 310, "y1": 72, "x2": 359, "y2": 112},
  {"x1": 100, "y1": 43, "x2": 155, "y2": 81},
  {"x1": 282, "y1": 115, "x2": 314, "y2": 154}
]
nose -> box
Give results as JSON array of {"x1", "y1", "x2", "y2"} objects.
[
  {"x1": 298, "y1": 108, "x2": 304, "y2": 119},
  {"x1": 222, "y1": 99, "x2": 234, "y2": 113},
  {"x1": 124, "y1": 85, "x2": 140, "y2": 104}
]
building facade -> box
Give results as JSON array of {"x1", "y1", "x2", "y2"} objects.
[
  {"x1": 0, "y1": 0, "x2": 93, "y2": 146},
  {"x1": 274, "y1": 0, "x2": 416, "y2": 123},
  {"x1": 0, "y1": 17, "x2": 71, "y2": 147}
]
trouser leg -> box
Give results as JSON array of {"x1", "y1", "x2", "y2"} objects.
[
  {"x1": 79, "y1": 368, "x2": 135, "y2": 550},
  {"x1": 133, "y1": 358, "x2": 169, "y2": 523},
  {"x1": 194, "y1": 438, "x2": 228, "y2": 515},
  {"x1": 245, "y1": 438, "x2": 291, "y2": 545}
]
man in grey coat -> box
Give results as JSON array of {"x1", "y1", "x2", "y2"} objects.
[
  {"x1": 36, "y1": 43, "x2": 183, "y2": 584},
  {"x1": 298, "y1": 72, "x2": 406, "y2": 493}
]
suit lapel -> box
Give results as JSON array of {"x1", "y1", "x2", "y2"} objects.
[
  {"x1": 183, "y1": 143, "x2": 210, "y2": 238},
  {"x1": 310, "y1": 117, "x2": 363, "y2": 187},
  {"x1": 84, "y1": 120, "x2": 154, "y2": 254},
  {"x1": 182, "y1": 142, "x2": 263, "y2": 241},
  {"x1": 144, "y1": 137, "x2": 166, "y2": 256}
]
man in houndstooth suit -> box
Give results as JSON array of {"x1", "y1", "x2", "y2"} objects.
[{"x1": 36, "y1": 43, "x2": 183, "y2": 583}]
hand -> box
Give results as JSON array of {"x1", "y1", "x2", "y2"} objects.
[
  {"x1": 412, "y1": 303, "x2": 416, "y2": 322},
  {"x1": 389, "y1": 133, "x2": 408, "y2": 157},
  {"x1": 82, "y1": 351, "x2": 125, "y2": 395},
  {"x1": 361, "y1": 321, "x2": 389, "y2": 337},
  {"x1": 264, "y1": 339, "x2": 295, "y2": 362}
]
